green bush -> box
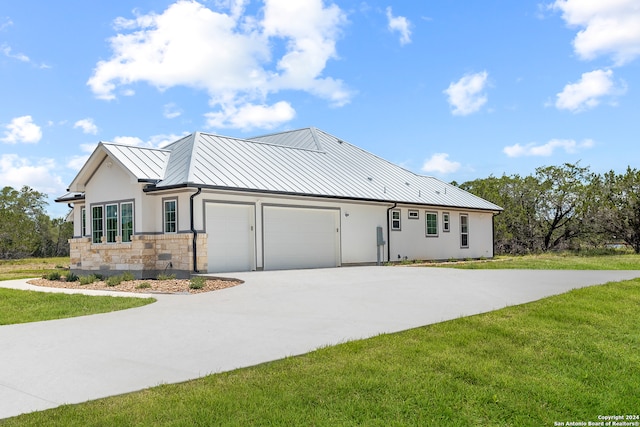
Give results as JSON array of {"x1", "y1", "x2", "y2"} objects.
[
  {"x1": 121, "y1": 271, "x2": 135, "y2": 281},
  {"x1": 136, "y1": 282, "x2": 151, "y2": 289},
  {"x1": 189, "y1": 276, "x2": 206, "y2": 290},
  {"x1": 65, "y1": 272, "x2": 79, "y2": 282},
  {"x1": 79, "y1": 275, "x2": 98, "y2": 285},
  {"x1": 44, "y1": 271, "x2": 61, "y2": 281},
  {"x1": 106, "y1": 275, "x2": 124, "y2": 287},
  {"x1": 157, "y1": 273, "x2": 176, "y2": 280}
]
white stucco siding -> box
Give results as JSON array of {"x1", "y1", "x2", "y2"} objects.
[
  {"x1": 388, "y1": 207, "x2": 495, "y2": 261},
  {"x1": 339, "y1": 202, "x2": 388, "y2": 264}
]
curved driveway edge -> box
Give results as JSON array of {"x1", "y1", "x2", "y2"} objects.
[{"x1": 2, "y1": 267, "x2": 639, "y2": 419}]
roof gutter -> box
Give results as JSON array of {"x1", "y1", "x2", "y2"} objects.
[
  {"x1": 386, "y1": 202, "x2": 397, "y2": 262},
  {"x1": 190, "y1": 187, "x2": 202, "y2": 273}
]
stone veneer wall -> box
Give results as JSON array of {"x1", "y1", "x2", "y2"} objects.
[{"x1": 68, "y1": 233, "x2": 208, "y2": 279}]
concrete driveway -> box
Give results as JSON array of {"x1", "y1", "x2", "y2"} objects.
[{"x1": 2, "y1": 266, "x2": 640, "y2": 419}]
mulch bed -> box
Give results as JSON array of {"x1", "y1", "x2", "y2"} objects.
[{"x1": 27, "y1": 277, "x2": 242, "y2": 294}]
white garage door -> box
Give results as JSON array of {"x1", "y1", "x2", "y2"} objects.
[
  {"x1": 206, "y1": 203, "x2": 254, "y2": 273},
  {"x1": 263, "y1": 206, "x2": 340, "y2": 270}
]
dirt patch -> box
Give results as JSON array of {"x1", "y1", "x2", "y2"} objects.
[{"x1": 27, "y1": 277, "x2": 242, "y2": 294}]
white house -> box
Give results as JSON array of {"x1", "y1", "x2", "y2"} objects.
[{"x1": 57, "y1": 128, "x2": 502, "y2": 278}]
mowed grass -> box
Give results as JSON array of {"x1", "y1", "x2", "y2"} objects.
[
  {"x1": 0, "y1": 257, "x2": 70, "y2": 281},
  {"x1": 4, "y1": 277, "x2": 639, "y2": 426},
  {"x1": 0, "y1": 257, "x2": 155, "y2": 325},
  {"x1": 0, "y1": 288, "x2": 154, "y2": 326},
  {"x1": 431, "y1": 252, "x2": 640, "y2": 270}
]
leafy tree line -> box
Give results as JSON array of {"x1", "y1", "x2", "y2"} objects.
[
  {"x1": 0, "y1": 186, "x2": 73, "y2": 259},
  {"x1": 458, "y1": 163, "x2": 640, "y2": 254}
]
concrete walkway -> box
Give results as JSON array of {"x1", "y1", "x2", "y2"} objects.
[{"x1": 2, "y1": 267, "x2": 639, "y2": 419}]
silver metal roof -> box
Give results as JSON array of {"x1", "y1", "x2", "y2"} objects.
[
  {"x1": 63, "y1": 128, "x2": 501, "y2": 211},
  {"x1": 155, "y1": 128, "x2": 502, "y2": 211}
]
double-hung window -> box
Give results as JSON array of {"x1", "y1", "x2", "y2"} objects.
[
  {"x1": 92, "y1": 206, "x2": 104, "y2": 243},
  {"x1": 460, "y1": 214, "x2": 469, "y2": 248},
  {"x1": 164, "y1": 199, "x2": 177, "y2": 233},
  {"x1": 442, "y1": 212, "x2": 450, "y2": 232},
  {"x1": 391, "y1": 209, "x2": 401, "y2": 231},
  {"x1": 425, "y1": 212, "x2": 438, "y2": 236}
]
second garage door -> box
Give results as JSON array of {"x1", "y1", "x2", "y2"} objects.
[{"x1": 263, "y1": 206, "x2": 340, "y2": 270}]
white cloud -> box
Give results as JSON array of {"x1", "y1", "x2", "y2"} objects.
[
  {"x1": 163, "y1": 103, "x2": 182, "y2": 119},
  {"x1": 88, "y1": 0, "x2": 350, "y2": 130},
  {"x1": 386, "y1": 7, "x2": 411, "y2": 45},
  {"x1": 1, "y1": 44, "x2": 29, "y2": 62},
  {"x1": 555, "y1": 69, "x2": 623, "y2": 112},
  {"x1": 73, "y1": 118, "x2": 98, "y2": 134},
  {"x1": 552, "y1": 0, "x2": 640, "y2": 65},
  {"x1": 112, "y1": 136, "x2": 147, "y2": 147},
  {"x1": 149, "y1": 132, "x2": 190, "y2": 148},
  {"x1": 0, "y1": 17, "x2": 13, "y2": 32},
  {"x1": 443, "y1": 71, "x2": 489, "y2": 116},
  {"x1": 0, "y1": 154, "x2": 65, "y2": 196},
  {"x1": 205, "y1": 100, "x2": 295, "y2": 130},
  {"x1": 421, "y1": 153, "x2": 461, "y2": 174},
  {"x1": 1, "y1": 115, "x2": 42, "y2": 144},
  {"x1": 503, "y1": 138, "x2": 594, "y2": 157}
]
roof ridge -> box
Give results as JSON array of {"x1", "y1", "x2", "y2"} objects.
[{"x1": 99, "y1": 141, "x2": 170, "y2": 152}]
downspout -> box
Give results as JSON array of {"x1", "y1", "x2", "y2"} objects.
[
  {"x1": 386, "y1": 202, "x2": 397, "y2": 262},
  {"x1": 190, "y1": 187, "x2": 202, "y2": 273}
]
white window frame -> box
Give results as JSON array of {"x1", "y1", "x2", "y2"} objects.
[
  {"x1": 460, "y1": 213, "x2": 469, "y2": 248},
  {"x1": 106, "y1": 203, "x2": 118, "y2": 243},
  {"x1": 91, "y1": 205, "x2": 103, "y2": 244},
  {"x1": 425, "y1": 211, "x2": 438, "y2": 237},
  {"x1": 164, "y1": 199, "x2": 178, "y2": 234},
  {"x1": 81, "y1": 207, "x2": 87, "y2": 237},
  {"x1": 443, "y1": 212, "x2": 450, "y2": 232},
  {"x1": 408, "y1": 209, "x2": 419, "y2": 219},
  {"x1": 391, "y1": 209, "x2": 401, "y2": 231}
]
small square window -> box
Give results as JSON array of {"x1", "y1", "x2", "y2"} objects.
[
  {"x1": 408, "y1": 209, "x2": 419, "y2": 219},
  {"x1": 443, "y1": 212, "x2": 450, "y2": 232}
]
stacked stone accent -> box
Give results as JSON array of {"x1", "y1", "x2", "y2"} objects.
[{"x1": 68, "y1": 233, "x2": 208, "y2": 279}]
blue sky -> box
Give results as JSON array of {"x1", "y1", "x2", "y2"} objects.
[{"x1": 1, "y1": 0, "x2": 639, "y2": 217}]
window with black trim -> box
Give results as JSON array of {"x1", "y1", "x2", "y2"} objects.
[
  {"x1": 121, "y1": 202, "x2": 133, "y2": 243},
  {"x1": 391, "y1": 209, "x2": 401, "y2": 231},
  {"x1": 443, "y1": 212, "x2": 450, "y2": 232},
  {"x1": 460, "y1": 214, "x2": 469, "y2": 248},
  {"x1": 92, "y1": 206, "x2": 103, "y2": 244},
  {"x1": 164, "y1": 199, "x2": 177, "y2": 233},
  {"x1": 81, "y1": 207, "x2": 87, "y2": 237},
  {"x1": 425, "y1": 212, "x2": 438, "y2": 236},
  {"x1": 408, "y1": 209, "x2": 419, "y2": 219}
]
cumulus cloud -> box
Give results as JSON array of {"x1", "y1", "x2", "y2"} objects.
[
  {"x1": 503, "y1": 138, "x2": 594, "y2": 157},
  {"x1": 555, "y1": 69, "x2": 624, "y2": 112},
  {"x1": 443, "y1": 71, "x2": 489, "y2": 116},
  {"x1": 386, "y1": 7, "x2": 411, "y2": 45},
  {"x1": 0, "y1": 154, "x2": 65, "y2": 195},
  {"x1": 205, "y1": 100, "x2": 295, "y2": 130},
  {"x1": 552, "y1": 0, "x2": 640, "y2": 65},
  {"x1": 73, "y1": 118, "x2": 98, "y2": 134},
  {"x1": 112, "y1": 136, "x2": 147, "y2": 147},
  {"x1": 1, "y1": 115, "x2": 42, "y2": 144},
  {"x1": 163, "y1": 103, "x2": 182, "y2": 119},
  {"x1": 87, "y1": 0, "x2": 350, "y2": 130},
  {"x1": 421, "y1": 153, "x2": 461, "y2": 174}
]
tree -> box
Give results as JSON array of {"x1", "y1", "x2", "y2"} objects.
[{"x1": 597, "y1": 168, "x2": 640, "y2": 253}]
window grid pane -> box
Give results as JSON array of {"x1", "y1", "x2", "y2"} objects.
[
  {"x1": 164, "y1": 200, "x2": 177, "y2": 233},
  {"x1": 81, "y1": 208, "x2": 86, "y2": 237},
  {"x1": 460, "y1": 214, "x2": 469, "y2": 248},
  {"x1": 443, "y1": 213, "x2": 450, "y2": 232},
  {"x1": 106, "y1": 205, "x2": 118, "y2": 243},
  {"x1": 426, "y1": 212, "x2": 438, "y2": 236},
  {"x1": 92, "y1": 206, "x2": 103, "y2": 244},
  {"x1": 121, "y1": 202, "x2": 133, "y2": 243}
]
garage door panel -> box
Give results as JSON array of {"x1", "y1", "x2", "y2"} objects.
[
  {"x1": 263, "y1": 206, "x2": 339, "y2": 270},
  {"x1": 206, "y1": 203, "x2": 254, "y2": 273}
]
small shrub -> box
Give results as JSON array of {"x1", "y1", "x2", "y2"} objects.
[
  {"x1": 157, "y1": 273, "x2": 176, "y2": 280},
  {"x1": 44, "y1": 271, "x2": 61, "y2": 281},
  {"x1": 106, "y1": 275, "x2": 124, "y2": 287},
  {"x1": 189, "y1": 276, "x2": 206, "y2": 290},
  {"x1": 79, "y1": 274, "x2": 98, "y2": 285},
  {"x1": 94, "y1": 273, "x2": 104, "y2": 281},
  {"x1": 121, "y1": 271, "x2": 135, "y2": 281},
  {"x1": 136, "y1": 282, "x2": 151, "y2": 289},
  {"x1": 65, "y1": 272, "x2": 79, "y2": 282}
]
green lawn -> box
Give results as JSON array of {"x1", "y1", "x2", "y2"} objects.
[
  {"x1": 0, "y1": 288, "x2": 154, "y2": 325},
  {"x1": 0, "y1": 257, "x2": 70, "y2": 281},
  {"x1": 3, "y1": 276, "x2": 639, "y2": 425},
  {"x1": 429, "y1": 252, "x2": 640, "y2": 270}
]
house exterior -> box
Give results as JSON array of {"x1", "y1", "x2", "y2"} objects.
[{"x1": 57, "y1": 128, "x2": 502, "y2": 278}]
